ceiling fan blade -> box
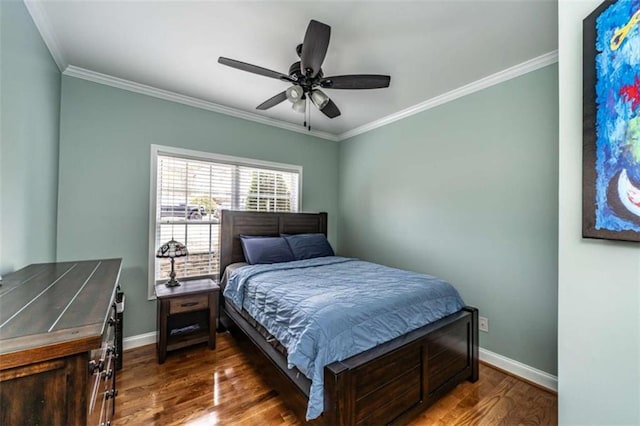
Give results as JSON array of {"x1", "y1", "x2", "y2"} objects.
[
  {"x1": 218, "y1": 57, "x2": 293, "y2": 82},
  {"x1": 256, "y1": 91, "x2": 288, "y2": 110},
  {"x1": 320, "y1": 75, "x2": 391, "y2": 89},
  {"x1": 300, "y1": 20, "x2": 331, "y2": 78},
  {"x1": 319, "y1": 98, "x2": 341, "y2": 118}
]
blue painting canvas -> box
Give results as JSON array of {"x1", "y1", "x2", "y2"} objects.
[{"x1": 583, "y1": 0, "x2": 640, "y2": 242}]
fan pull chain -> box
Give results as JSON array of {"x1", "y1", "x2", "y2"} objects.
[
  {"x1": 302, "y1": 98, "x2": 311, "y2": 131},
  {"x1": 303, "y1": 98, "x2": 307, "y2": 129}
]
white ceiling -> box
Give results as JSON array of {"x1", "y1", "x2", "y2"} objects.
[{"x1": 30, "y1": 0, "x2": 558, "y2": 138}]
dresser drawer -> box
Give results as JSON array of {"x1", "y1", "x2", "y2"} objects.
[
  {"x1": 88, "y1": 350, "x2": 116, "y2": 426},
  {"x1": 169, "y1": 294, "x2": 209, "y2": 314},
  {"x1": 88, "y1": 304, "x2": 118, "y2": 425}
]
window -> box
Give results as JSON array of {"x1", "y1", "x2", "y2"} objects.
[{"x1": 148, "y1": 145, "x2": 301, "y2": 298}]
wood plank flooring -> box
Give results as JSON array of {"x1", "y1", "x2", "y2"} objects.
[{"x1": 113, "y1": 332, "x2": 557, "y2": 425}]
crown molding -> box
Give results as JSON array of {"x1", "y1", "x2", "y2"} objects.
[
  {"x1": 60, "y1": 51, "x2": 557, "y2": 143},
  {"x1": 62, "y1": 66, "x2": 339, "y2": 142},
  {"x1": 337, "y1": 50, "x2": 559, "y2": 141},
  {"x1": 23, "y1": 0, "x2": 67, "y2": 71}
]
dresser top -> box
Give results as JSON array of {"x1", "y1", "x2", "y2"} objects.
[{"x1": 0, "y1": 259, "x2": 122, "y2": 364}]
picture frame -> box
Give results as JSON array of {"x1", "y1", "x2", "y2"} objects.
[{"x1": 583, "y1": 0, "x2": 640, "y2": 242}]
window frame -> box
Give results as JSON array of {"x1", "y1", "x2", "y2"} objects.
[{"x1": 148, "y1": 144, "x2": 303, "y2": 300}]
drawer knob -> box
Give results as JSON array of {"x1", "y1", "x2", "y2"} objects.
[
  {"x1": 105, "y1": 389, "x2": 118, "y2": 399},
  {"x1": 102, "y1": 369, "x2": 113, "y2": 380},
  {"x1": 181, "y1": 301, "x2": 199, "y2": 307},
  {"x1": 105, "y1": 346, "x2": 119, "y2": 359},
  {"x1": 88, "y1": 359, "x2": 105, "y2": 373}
]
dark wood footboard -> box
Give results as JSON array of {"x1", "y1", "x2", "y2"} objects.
[
  {"x1": 324, "y1": 307, "x2": 478, "y2": 425},
  {"x1": 223, "y1": 302, "x2": 478, "y2": 425}
]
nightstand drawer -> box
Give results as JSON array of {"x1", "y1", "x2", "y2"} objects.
[{"x1": 169, "y1": 294, "x2": 208, "y2": 314}]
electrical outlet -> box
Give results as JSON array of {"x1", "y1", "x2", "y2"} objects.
[{"x1": 479, "y1": 316, "x2": 489, "y2": 332}]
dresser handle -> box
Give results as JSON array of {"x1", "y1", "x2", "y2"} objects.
[
  {"x1": 89, "y1": 359, "x2": 105, "y2": 373},
  {"x1": 105, "y1": 389, "x2": 118, "y2": 400},
  {"x1": 101, "y1": 369, "x2": 113, "y2": 380},
  {"x1": 181, "y1": 301, "x2": 199, "y2": 307}
]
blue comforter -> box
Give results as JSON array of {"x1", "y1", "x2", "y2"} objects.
[{"x1": 223, "y1": 256, "x2": 464, "y2": 420}]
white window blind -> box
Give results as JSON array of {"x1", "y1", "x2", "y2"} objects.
[{"x1": 150, "y1": 148, "x2": 301, "y2": 293}]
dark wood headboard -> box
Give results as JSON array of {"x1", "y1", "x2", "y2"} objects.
[{"x1": 218, "y1": 210, "x2": 328, "y2": 280}]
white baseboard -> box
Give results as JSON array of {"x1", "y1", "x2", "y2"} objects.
[
  {"x1": 123, "y1": 331, "x2": 156, "y2": 351},
  {"x1": 122, "y1": 332, "x2": 557, "y2": 392},
  {"x1": 480, "y1": 348, "x2": 558, "y2": 392}
]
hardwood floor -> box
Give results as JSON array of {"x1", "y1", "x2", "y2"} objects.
[{"x1": 113, "y1": 332, "x2": 557, "y2": 425}]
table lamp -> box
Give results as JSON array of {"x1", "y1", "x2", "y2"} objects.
[{"x1": 156, "y1": 239, "x2": 188, "y2": 287}]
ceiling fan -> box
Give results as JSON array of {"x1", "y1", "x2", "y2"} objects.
[{"x1": 218, "y1": 19, "x2": 391, "y2": 123}]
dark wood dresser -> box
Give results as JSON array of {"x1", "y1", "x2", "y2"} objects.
[{"x1": 0, "y1": 259, "x2": 123, "y2": 426}]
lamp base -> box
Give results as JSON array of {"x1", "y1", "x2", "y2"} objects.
[
  {"x1": 165, "y1": 278, "x2": 181, "y2": 287},
  {"x1": 165, "y1": 258, "x2": 181, "y2": 287}
]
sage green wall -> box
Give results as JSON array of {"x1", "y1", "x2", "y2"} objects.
[
  {"x1": 57, "y1": 76, "x2": 339, "y2": 338},
  {"x1": 559, "y1": 1, "x2": 640, "y2": 423},
  {"x1": 339, "y1": 65, "x2": 559, "y2": 375},
  {"x1": 0, "y1": 0, "x2": 60, "y2": 275}
]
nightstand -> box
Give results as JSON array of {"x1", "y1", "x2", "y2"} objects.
[{"x1": 155, "y1": 278, "x2": 219, "y2": 364}]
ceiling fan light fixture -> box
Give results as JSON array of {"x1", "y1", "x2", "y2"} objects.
[
  {"x1": 292, "y1": 99, "x2": 306, "y2": 113},
  {"x1": 286, "y1": 85, "x2": 304, "y2": 103},
  {"x1": 310, "y1": 89, "x2": 329, "y2": 110},
  {"x1": 218, "y1": 19, "x2": 388, "y2": 121}
]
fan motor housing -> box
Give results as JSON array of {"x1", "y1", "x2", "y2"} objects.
[
  {"x1": 288, "y1": 61, "x2": 302, "y2": 78},
  {"x1": 289, "y1": 61, "x2": 323, "y2": 90}
]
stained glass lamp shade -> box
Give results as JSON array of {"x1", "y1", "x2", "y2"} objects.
[{"x1": 156, "y1": 239, "x2": 188, "y2": 287}]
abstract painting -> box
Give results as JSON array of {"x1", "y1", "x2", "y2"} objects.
[{"x1": 583, "y1": 0, "x2": 640, "y2": 242}]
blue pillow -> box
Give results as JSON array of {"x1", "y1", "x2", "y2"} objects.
[
  {"x1": 240, "y1": 236, "x2": 295, "y2": 265},
  {"x1": 282, "y1": 233, "x2": 334, "y2": 260}
]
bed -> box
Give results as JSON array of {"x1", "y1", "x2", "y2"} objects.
[{"x1": 218, "y1": 210, "x2": 479, "y2": 425}]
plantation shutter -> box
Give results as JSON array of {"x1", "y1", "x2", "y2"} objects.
[{"x1": 154, "y1": 154, "x2": 300, "y2": 283}]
